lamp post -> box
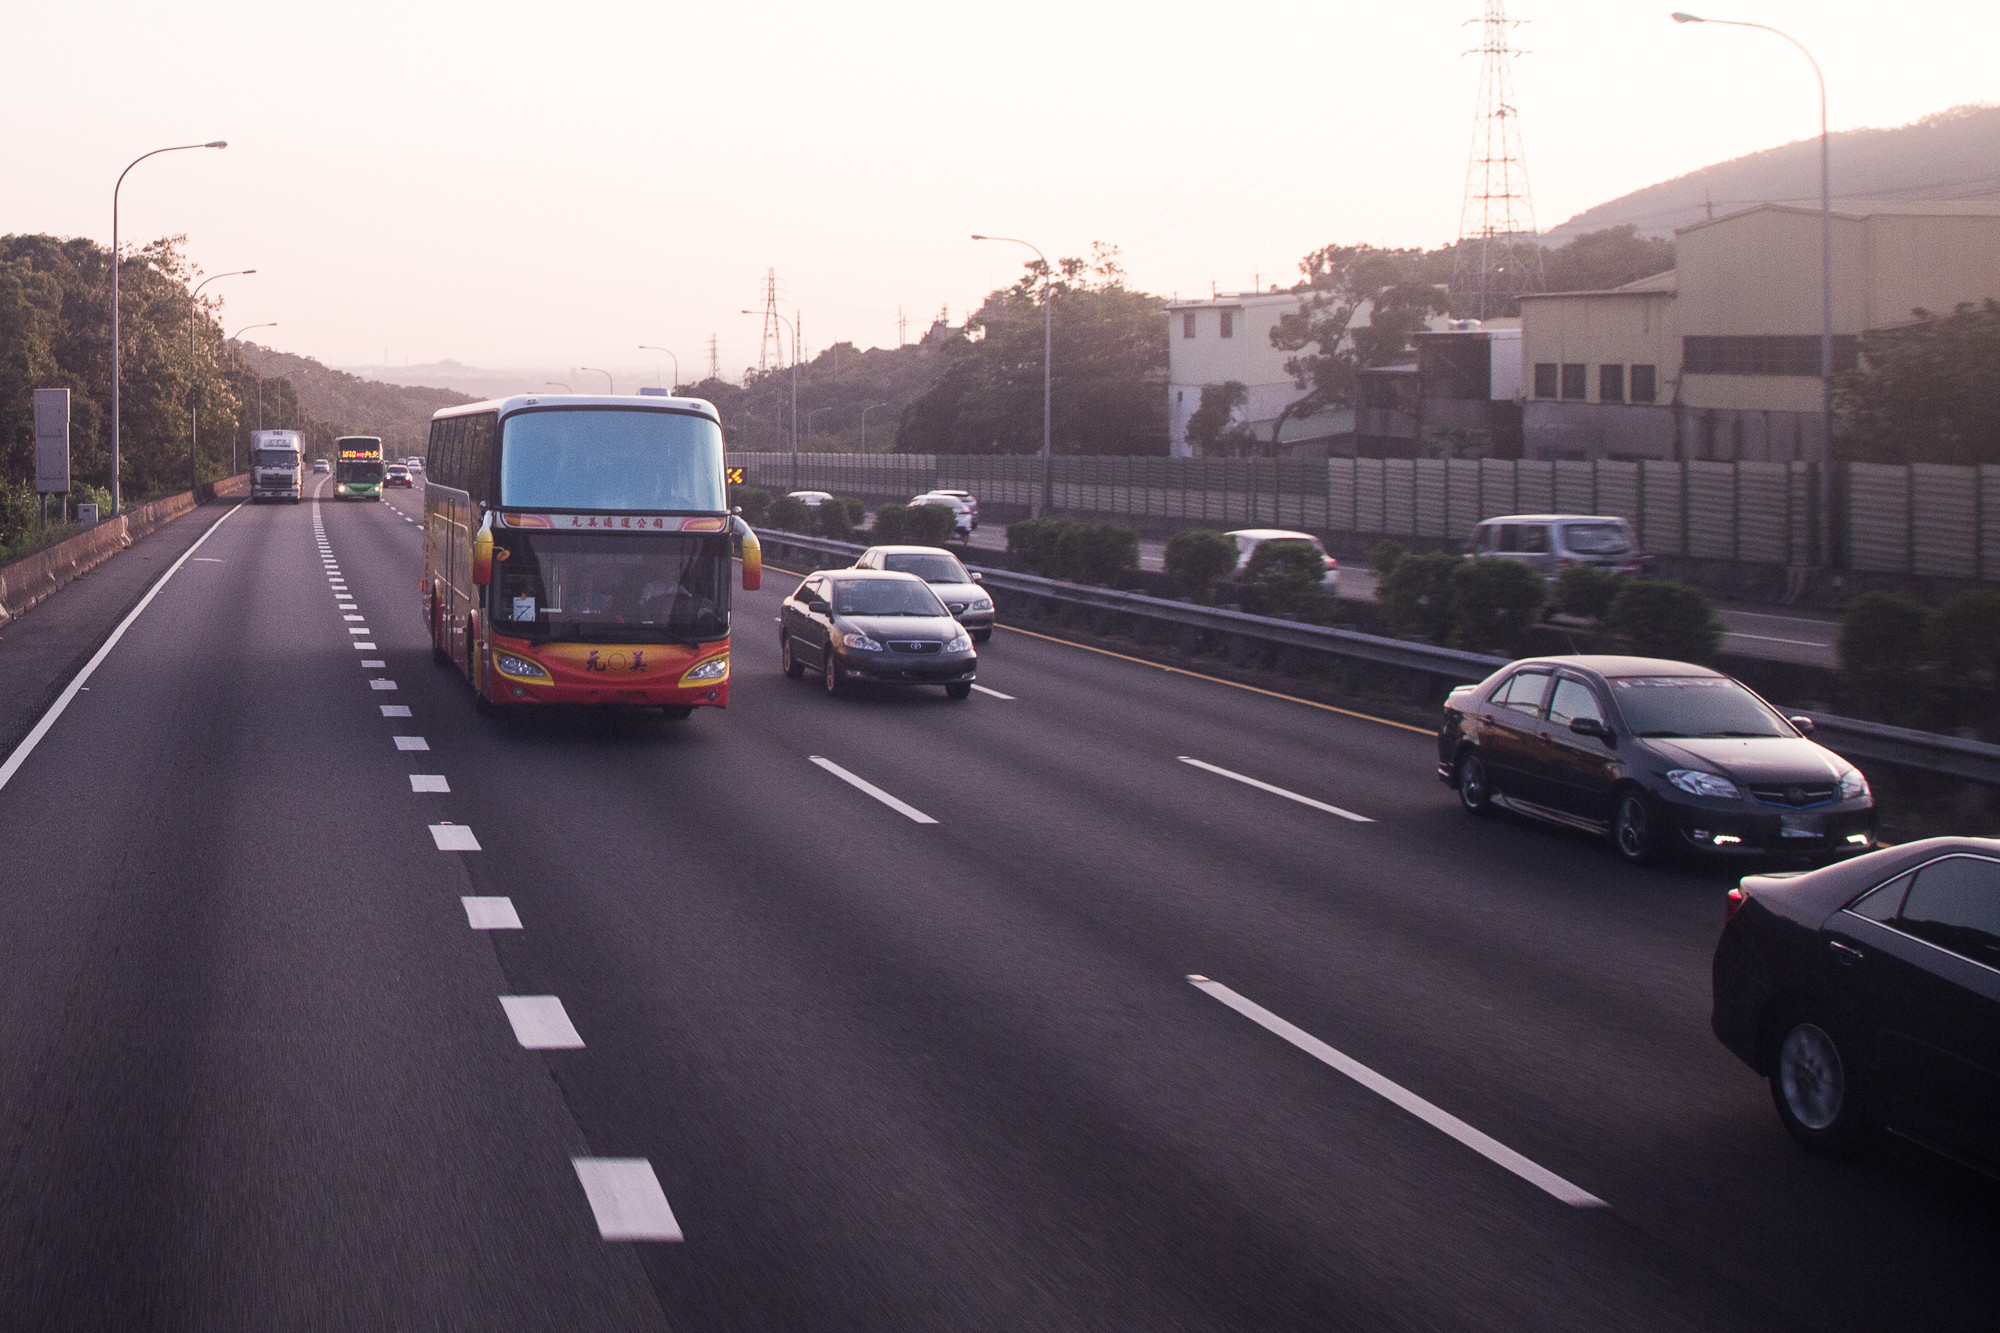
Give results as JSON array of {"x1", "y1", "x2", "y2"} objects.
[
  {"x1": 1672, "y1": 11, "x2": 1834, "y2": 566},
  {"x1": 229, "y1": 322, "x2": 276, "y2": 459},
  {"x1": 111, "y1": 139, "x2": 226, "y2": 514},
  {"x1": 741, "y1": 309, "x2": 800, "y2": 487},
  {"x1": 546, "y1": 381, "x2": 572, "y2": 392},
  {"x1": 580, "y1": 366, "x2": 614, "y2": 393},
  {"x1": 973, "y1": 234, "x2": 1053, "y2": 517},
  {"x1": 859, "y1": 401, "x2": 891, "y2": 453},
  {"x1": 639, "y1": 345, "x2": 679, "y2": 392},
  {"x1": 189, "y1": 268, "x2": 254, "y2": 493},
  {"x1": 805, "y1": 406, "x2": 835, "y2": 446}
]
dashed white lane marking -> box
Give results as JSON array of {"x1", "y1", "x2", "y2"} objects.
[
  {"x1": 349, "y1": 628, "x2": 369, "y2": 635},
  {"x1": 394, "y1": 736, "x2": 430, "y2": 751},
  {"x1": 193, "y1": 557, "x2": 224, "y2": 562},
  {"x1": 362, "y1": 659, "x2": 386, "y2": 667},
  {"x1": 462, "y1": 896, "x2": 521, "y2": 929},
  {"x1": 499, "y1": 995, "x2": 583, "y2": 1048},
  {"x1": 970, "y1": 684, "x2": 1014, "y2": 700},
  {"x1": 1177, "y1": 756, "x2": 1373, "y2": 823},
  {"x1": 0, "y1": 503, "x2": 243, "y2": 795},
  {"x1": 1186, "y1": 975, "x2": 1607, "y2": 1209},
  {"x1": 369, "y1": 679, "x2": 398, "y2": 691},
  {"x1": 1723, "y1": 631, "x2": 1830, "y2": 648},
  {"x1": 808, "y1": 755, "x2": 938, "y2": 824},
  {"x1": 343, "y1": 614, "x2": 366, "y2": 622},
  {"x1": 409, "y1": 774, "x2": 449, "y2": 792},
  {"x1": 431, "y1": 823, "x2": 480, "y2": 850},
  {"x1": 572, "y1": 1158, "x2": 682, "y2": 1241},
  {"x1": 381, "y1": 705, "x2": 411, "y2": 717},
  {"x1": 355, "y1": 641, "x2": 377, "y2": 649}
]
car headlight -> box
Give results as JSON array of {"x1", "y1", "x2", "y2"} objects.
[
  {"x1": 945, "y1": 632, "x2": 972, "y2": 652},
  {"x1": 970, "y1": 597, "x2": 992, "y2": 611},
  {"x1": 494, "y1": 652, "x2": 550, "y2": 681},
  {"x1": 1839, "y1": 769, "x2": 1870, "y2": 800},
  {"x1": 841, "y1": 631, "x2": 883, "y2": 651},
  {"x1": 680, "y1": 654, "x2": 729, "y2": 684},
  {"x1": 1667, "y1": 769, "x2": 1741, "y2": 800}
]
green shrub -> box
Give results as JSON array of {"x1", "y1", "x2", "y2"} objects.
[
  {"x1": 1008, "y1": 517, "x2": 1069, "y2": 576},
  {"x1": 1553, "y1": 563, "x2": 1620, "y2": 621},
  {"x1": 1605, "y1": 578, "x2": 1724, "y2": 662},
  {"x1": 816, "y1": 500, "x2": 854, "y2": 540},
  {"x1": 730, "y1": 485, "x2": 772, "y2": 526},
  {"x1": 1242, "y1": 540, "x2": 1338, "y2": 623},
  {"x1": 1054, "y1": 521, "x2": 1139, "y2": 586},
  {"x1": 1163, "y1": 528, "x2": 1239, "y2": 601},
  {"x1": 840, "y1": 497, "x2": 866, "y2": 525},
  {"x1": 1377, "y1": 550, "x2": 1461, "y2": 643},
  {"x1": 1366, "y1": 539, "x2": 1409, "y2": 579},
  {"x1": 870, "y1": 502, "x2": 909, "y2": 543},
  {"x1": 1925, "y1": 589, "x2": 2000, "y2": 734},
  {"x1": 900, "y1": 502, "x2": 957, "y2": 547},
  {"x1": 768, "y1": 494, "x2": 813, "y2": 534},
  {"x1": 1451, "y1": 557, "x2": 1547, "y2": 655}
]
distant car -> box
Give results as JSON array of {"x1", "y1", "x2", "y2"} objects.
[
  {"x1": 1226, "y1": 529, "x2": 1338, "y2": 591},
  {"x1": 1468, "y1": 514, "x2": 1646, "y2": 581},
  {"x1": 779, "y1": 569, "x2": 977, "y2": 699},
  {"x1": 1438, "y1": 655, "x2": 1876, "y2": 865},
  {"x1": 920, "y1": 489, "x2": 980, "y2": 527},
  {"x1": 312, "y1": 458, "x2": 330, "y2": 473},
  {"x1": 909, "y1": 493, "x2": 973, "y2": 540},
  {"x1": 853, "y1": 545, "x2": 994, "y2": 641},
  {"x1": 384, "y1": 464, "x2": 414, "y2": 488},
  {"x1": 405, "y1": 456, "x2": 425, "y2": 472},
  {"x1": 1712, "y1": 838, "x2": 2000, "y2": 1173},
  {"x1": 787, "y1": 490, "x2": 834, "y2": 509}
]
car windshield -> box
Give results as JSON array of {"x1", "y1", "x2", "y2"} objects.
[
  {"x1": 254, "y1": 449, "x2": 297, "y2": 467},
  {"x1": 1609, "y1": 677, "x2": 1792, "y2": 738},
  {"x1": 882, "y1": 553, "x2": 969, "y2": 583},
  {"x1": 500, "y1": 408, "x2": 726, "y2": 512},
  {"x1": 494, "y1": 531, "x2": 730, "y2": 644},
  {"x1": 832, "y1": 579, "x2": 947, "y2": 617},
  {"x1": 1563, "y1": 522, "x2": 1632, "y2": 554}
]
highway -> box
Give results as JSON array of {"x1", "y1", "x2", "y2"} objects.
[{"x1": 0, "y1": 478, "x2": 1991, "y2": 1330}]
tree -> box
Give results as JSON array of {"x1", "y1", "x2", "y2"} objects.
[
  {"x1": 1266, "y1": 245, "x2": 1443, "y2": 445},
  {"x1": 1836, "y1": 299, "x2": 2000, "y2": 465},
  {"x1": 895, "y1": 244, "x2": 1167, "y2": 455},
  {"x1": 1184, "y1": 381, "x2": 1253, "y2": 457},
  {"x1": 1538, "y1": 226, "x2": 1675, "y2": 296}
]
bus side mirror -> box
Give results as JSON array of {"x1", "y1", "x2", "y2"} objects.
[
  {"x1": 470, "y1": 518, "x2": 494, "y2": 586},
  {"x1": 733, "y1": 515, "x2": 762, "y2": 591}
]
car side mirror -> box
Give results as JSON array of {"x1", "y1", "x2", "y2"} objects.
[
  {"x1": 1788, "y1": 715, "x2": 1815, "y2": 735},
  {"x1": 1570, "y1": 716, "x2": 1613, "y2": 744},
  {"x1": 969, "y1": 572, "x2": 983, "y2": 582},
  {"x1": 807, "y1": 599, "x2": 829, "y2": 615}
]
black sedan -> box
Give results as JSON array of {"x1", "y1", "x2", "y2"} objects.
[
  {"x1": 780, "y1": 569, "x2": 977, "y2": 699},
  {"x1": 1437, "y1": 655, "x2": 1876, "y2": 864},
  {"x1": 1713, "y1": 840, "x2": 2000, "y2": 1173}
]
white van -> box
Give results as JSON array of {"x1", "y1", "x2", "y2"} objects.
[
  {"x1": 250, "y1": 430, "x2": 303, "y2": 502},
  {"x1": 1467, "y1": 514, "x2": 1644, "y2": 579}
]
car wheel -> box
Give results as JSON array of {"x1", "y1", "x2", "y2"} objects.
[
  {"x1": 1455, "y1": 750, "x2": 1493, "y2": 816},
  {"x1": 781, "y1": 634, "x2": 804, "y2": 679},
  {"x1": 1612, "y1": 790, "x2": 1654, "y2": 864},
  {"x1": 1769, "y1": 1013, "x2": 1872, "y2": 1155},
  {"x1": 973, "y1": 628, "x2": 992, "y2": 644},
  {"x1": 823, "y1": 651, "x2": 843, "y2": 696},
  {"x1": 945, "y1": 682, "x2": 972, "y2": 700}
]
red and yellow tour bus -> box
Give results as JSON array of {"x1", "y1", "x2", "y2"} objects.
[{"x1": 420, "y1": 394, "x2": 761, "y2": 716}]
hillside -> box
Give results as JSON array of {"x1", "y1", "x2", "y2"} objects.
[
  {"x1": 1546, "y1": 104, "x2": 2000, "y2": 239},
  {"x1": 233, "y1": 342, "x2": 474, "y2": 457}
]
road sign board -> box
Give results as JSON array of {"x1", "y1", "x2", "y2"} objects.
[{"x1": 34, "y1": 388, "x2": 69, "y2": 494}]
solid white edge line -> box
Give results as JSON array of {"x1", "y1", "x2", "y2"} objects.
[
  {"x1": 1187, "y1": 976, "x2": 1606, "y2": 1209},
  {"x1": 1177, "y1": 756, "x2": 1373, "y2": 823},
  {"x1": 970, "y1": 683, "x2": 1014, "y2": 700},
  {"x1": 808, "y1": 755, "x2": 938, "y2": 824},
  {"x1": 0, "y1": 503, "x2": 243, "y2": 795}
]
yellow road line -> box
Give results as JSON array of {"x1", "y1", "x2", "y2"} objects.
[{"x1": 751, "y1": 558, "x2": 1432, "y2": 735}]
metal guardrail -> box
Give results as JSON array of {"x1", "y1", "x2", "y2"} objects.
[{"x1": 752, "y1": 528, "x2": 2000, "y2": 786}]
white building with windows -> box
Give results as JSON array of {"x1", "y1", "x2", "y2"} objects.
[{"x1": 1163, "y1": 291, "x2": 1317, "y2": 455}]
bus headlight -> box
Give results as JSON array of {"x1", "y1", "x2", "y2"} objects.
[
  {"x1": 336, "y1": 484, "x2": 348, "y2": 494},
  {"x1": 494, "y1": 653, "x2": 551, "y2": 682},
  {"x1": 680, "y1": 654, "x2": 729, "y2": 684}
]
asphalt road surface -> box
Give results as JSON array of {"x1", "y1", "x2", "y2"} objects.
[{"x1": 0, "y1": 477, "x2": 1989, "y2": 1330}]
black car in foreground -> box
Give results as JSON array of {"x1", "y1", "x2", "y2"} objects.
[
  {"x1": 1437, "y1": 655, "x2": 1876, "y2": 864},
  {"x1": 1713, "y1": 840, "x2": 2000, "y2": 1174},
  {"x1": 780, "y1": 569, "x2": 977, "y2": 699}
]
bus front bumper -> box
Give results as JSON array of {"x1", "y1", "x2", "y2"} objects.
[{"x1": 485, "y1": 638, "x2": 730, "y2": 708}]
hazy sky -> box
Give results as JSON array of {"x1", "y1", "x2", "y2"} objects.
[{"x1": 5, "y1": 1, "x2": 1993, "y2": 382}]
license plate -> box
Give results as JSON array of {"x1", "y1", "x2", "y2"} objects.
[{"x1": 1780, "y1": 813, "x2": 1823, "y2": 838}]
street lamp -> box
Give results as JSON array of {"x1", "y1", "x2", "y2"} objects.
[
  {"x1": 546, "y1": 381, "x2": 573, "y2": 392},
  {"x1": 805, "y1": 406, "x2": 835, "y2": 446},
  {"x1": 1672, "y1": 11, "x2": 1834, "y2": 566},
  {"x1": 189, "y1": 268, "x2": 254, "y2": 493},
  {"x1": 741, "y1": 309, "x2": 800, "y2": 487},
  {"x1": 229, "y1": 322, "x2": 276, "y2": 449},
  {"x1": 111, "y1": 139, "x2": 226, "y2": 514},
  {"x1": 639, "y1": 345, "x2": 680, "y2": 392},
  {"x1": 580, "y1": 366, "x2": 614, "y2": 393},
  {"x1": 859, "y1": 401, "x2": 892, "y2": 453},
  {"x1": 973, "y1": 234, "x2": 1053, "y2": 516}
]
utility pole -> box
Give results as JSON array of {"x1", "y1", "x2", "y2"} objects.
[
  {"x1": 708, "y1": 334, "x2": 719, "y2": 381},
  {"x1": 757, "y1": 269, "x2": 782, "y2": 373},
  {"x1": 1450, "y1": 0, "x2": 1544, "y2": 318}
]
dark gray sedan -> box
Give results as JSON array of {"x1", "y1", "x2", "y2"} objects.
[
  {"x1": 852, "y1": 545, "x2": 995, "y2": 641},
  {"x1": 780, "y1": 569, "x2": 977, "y2": 699}
]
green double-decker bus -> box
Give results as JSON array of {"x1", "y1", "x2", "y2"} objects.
[{"x1": 335, "y1": 435, "x2": 385, "y2": 500}]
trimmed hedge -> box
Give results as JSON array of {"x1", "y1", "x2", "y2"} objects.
[
  {"x1": 767, "y1": 494, "x2": 813, "y2": 534},
  {"x1": 729, "y1": 484, "x2": 772, "y2": 527},
  {"x1": 1450, "y1": 557, "x2": 1546, "y2": 656},
  {"x1": 1241, "y1": 540, "x2": 1338, "y2": 624},
  {"x1": 1163, "y1": 528, "x2": 1239, "y2": 601},
  {"x1": 1007, "y1": 517, "x2": 1138, "y2": 585},
  {"x1": 1552, "y1": 564, "x2": 1620, "y2": 621},
  {"x1": 1377, "y1": 551, "x2": 1460, "y2": 643},
  {"x1": 1604, "y1": 578, "x2": 1723, "y2": 662}
]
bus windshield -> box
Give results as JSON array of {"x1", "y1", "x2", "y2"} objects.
[
  {"x1": 499, "y1": 408, "x2": 725, "y2": 512},
  {"x1": 494, "y1": 531, "x2": 730, "y2": 644},
  {"x1": 337, "y1": 459, "x2": 383, "y2": 483}
]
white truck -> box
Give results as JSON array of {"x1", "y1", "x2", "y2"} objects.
[{"x1": 250, "y1": 430, "x2": 304, "y2": 503}]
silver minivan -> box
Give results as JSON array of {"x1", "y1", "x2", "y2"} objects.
[{"x1": 1467, "y1": 514, "x2": 1644, "y2": 579}]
